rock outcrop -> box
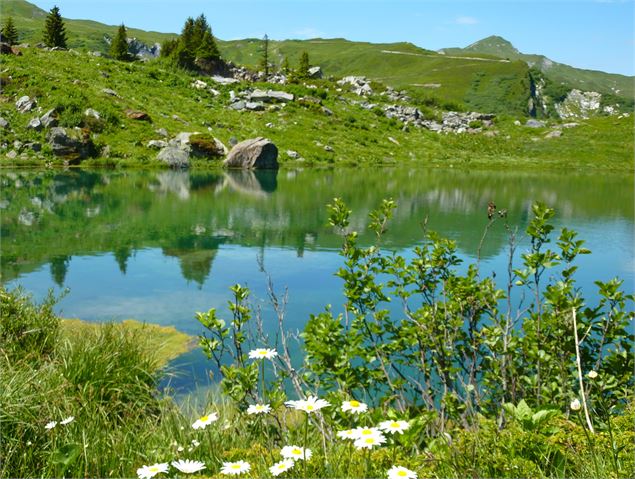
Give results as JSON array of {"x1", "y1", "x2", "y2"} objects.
[
  {"x1": 555, "y1": 89, "x2": 602, "y2": 119},
  {"x1": 47, "y1": 127, "x2": 96, "y2": 163},
  {"x1": 223, "y1": 138, "x2": 279, "y2": 169},
  {"x1": 157, "y1": 146, "x2": 189, "y2": 168}
]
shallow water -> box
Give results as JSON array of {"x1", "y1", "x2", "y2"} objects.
[{"x1": 2, "y1": 167, "x2": 633, "y2": 392}]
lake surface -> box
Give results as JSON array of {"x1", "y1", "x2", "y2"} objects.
[{"x1": 2, "y1": 168, "x2": 633, "y2": 392}]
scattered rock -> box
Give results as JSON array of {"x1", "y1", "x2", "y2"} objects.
[
  {"x1": 18, "y1": 209, "x2": 36, "y2": 226},
  {"x1": 125, "y1": 109, "x2": 151, "y2": 121},
  {"x1": 229, "y1": 136, "x2": 238, "y2": 146},
  {"x1": 47, "y1": 127, "x2": 96, "y2": 163},
  {"x1": 513, "y1": 120, "x2": 522, "y2": 126},
  {"x1": 321, "y1": 107, "x2": 334, "y2": 116},
  {"x1": 27, "y1": 118, "x2": 42, "y2": 131},
  {"x1": 265, "y1": 122, "x2": 274, "y2": 128},
  {"x1": 0, "y1": 42, "x2": 12, "y2": 55},
  {"x1": 245, "y1": 102, "x2": 264, "y2": 111},
  {"x1": 40, "y1": 109, "x2": 58, "y2": 128},
  {"x1": 191, "y1": 79, "x2": 208, "y2": 90},
  {"x1": 210, "y1": 75, "x2": 239, "y2": 85},
  {"x1": 338, "y1": 76, "x2": 373, "y2": 96},
  {"x1": 387, "y1": 136, "x2": 400, "y2": 145},
  {"x1": 89, "y1": 51, "x2": 103, "y2": 57},
  {"x1": 555, "y1": 89, "x2": 602, "y2": 119},
  {"x1": 307, "y1": 66, "x2": 323, "y2": 79},
  {"x1": 6, "y1": 150, "x2": 17, "y2": 159},
  {"x1": 102, "y1": 88, "x2": 119, "y2": 97},
  {"x1": 483, "y1": 130, "x2": 499, "y2": 137},
  {"x1": 84, "y1": 108, "x2": 101, "y2": 119},
  {"x1": 229, "y1": 101, "x2": 246, "y2": 111},
  {"x1": 16, "y1": 96, "x2": 36, "y2": 113},
  {"x1": 286, "y1": 150, "x2": 300, "y2": 159},
  {"x1": 248, "y1": 89, "x2": 294, "y2": 103},
  {"x1": 147, "y1": 140, "x2": 168, "y2": 149},
  {"x1": 157, "y1": 146, "x2": 189, "y2": 168},
  {"x1": 545, "y1": 130, "x2": 562, "y2": 139},
  {"x1": 155, "y1": 128, "x2": 168, "y2": 137},
  {"x1": 324, "y1": 145, "x2": 334, "y2": 152},
  {"x1": 25, "y1": 142, "x2": 42, "y2": 152},
  {"x1": 0, "y1": 117, "x2": 8, "y2": 129},
  {"x1": 224, "y1": 137, "x2": 279, "y2": 169},
  {"x1": 189, "y1": 134, "x2": 227, "y2": 158},
  {"x1": 561, "y1": 122, "x2": 579, "y2": 129},
  {"x1": 525, "y1": 119, "x2": 545, "y2": 128}
]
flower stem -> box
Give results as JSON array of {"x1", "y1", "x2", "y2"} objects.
[
  {"x1": 578, "y1": 411, "x2": 599, "y2": 476},
  {"x1": 303, "y1": 414, "x2": 309, "y2": 478}
]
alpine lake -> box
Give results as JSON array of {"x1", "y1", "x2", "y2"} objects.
[{"x1": 2, "y1": 167, "x2": 633, "y2": 395}]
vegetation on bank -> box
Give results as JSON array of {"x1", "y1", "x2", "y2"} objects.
[{"x1": 2, "y1": 201, "x2": 633, "y2": 478}]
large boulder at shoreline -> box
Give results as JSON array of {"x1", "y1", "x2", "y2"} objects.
[
  {"x1": 47, "y1": 127, "x2": 96, "y2": 163},
  {"x1": 157, "y1": 146, "x2": 189, "y2": 168},
  {"x1": 223, "y1": 137, "x2": 278, "y2": 169}
]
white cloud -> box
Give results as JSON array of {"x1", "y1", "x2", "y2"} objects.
[
  {"x1": 455, "y1": 16, "x2": 478, "y2": 25},
  {"x1": 291, "y1": 27, "x2": 325, "y2": 39}
]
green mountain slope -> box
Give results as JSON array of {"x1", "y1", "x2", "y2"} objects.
[{"x1": 441, "y1": 35, "x2": 633, "y2": 100}]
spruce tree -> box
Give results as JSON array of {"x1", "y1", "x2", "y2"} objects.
[
  {"x1": 1, "y1": 17, "x2": 19, "y2": 45},
  {"x1": 259, "y1": 34, "x2": 270, "y2": 78},
  {"x1": 174, "y1": 17, "x2": 196, "y2": 69},
  {"x1": 298, "y1": 51, "x2": 310, "y2": 79},
  {"x1": 43, "y1": 6, "x2": 67, "y2": 48},
  {"x1": 110, "y1": 24, "x2": 129, "y2": 61},
  {"x1": 197, "y1": 30, "x2": 220, "y2": 62}
]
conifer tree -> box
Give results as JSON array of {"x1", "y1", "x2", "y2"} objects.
[
  {"x1": 298, "y1": 51, "x2": 310, "y2": 79},
  {"x1": 43, "y1": 5, "x2": 67, "y2": 48},
  {"x1": 197, "y1": 30, "x2": 220, "y2": 62},
  {"x1": 1, "y1": 17, "x2": 19, "y2": 45},
  {"x1": 174, "y1": 17, "x2": 196, "y2": 69},
  {"x1": 259, "y1": 34, "x2": 270, "y2": 78},
  {"x1": 110, "y1": 24, "x2": 129, "y2": 61}
]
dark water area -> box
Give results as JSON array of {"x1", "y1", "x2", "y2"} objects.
[{"x1": 2, "y1": 168, "x2": 633, "y2": 393}]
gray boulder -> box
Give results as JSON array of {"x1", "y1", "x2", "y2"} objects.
[
  {"x1": 84, "y1": 108, "x2": 101, "y2": 119},
  {"x1": 157, "y1": 146, "x2": 189, "y2": 168},
  {"x1": 308, "y1": 66, "x2": 323, "y2": 79},
  {"x1": 245, "y1": 102, "x2": 265, "y2": 111},
  {"x1": 229, "y1": 101, "x2": 246, "y2": 111},
  {"x1": 16, "y1": 96, "x2": 36, "y2": 113},
  {"x1": 27, "y1": 118, "x2": 42, "y2": 131},
  {"x1": 47, "y1": 127, "x2": 96, "y2": 162},
  {"x1": 147, "y1": 140, "x2": 169, "y2": 149},
  {"x1": 40, "y1": 109, "x2": 58, "y2": 128},
  {"x1": 0, "y1": 117, "x2": 7, "y2": 129},
  {"x1": 545, "y1": 130, "x2": 562, "y2": 139},
  {"x1": 102, "y1": 88, "x2": 119, "y2": 97},
  {"x1": 224, "y1": 137, "x2": 279, "y2": 169},
  {"x1": 525, "y1": 119, "x2": 545, "y2": 128}
]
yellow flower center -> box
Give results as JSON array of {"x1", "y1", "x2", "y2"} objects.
[
  {"x1": 397, "y1": 471, "x2": 407, "y2": 477},
  {"x1": 277, "y1": 464, "x2": 286, "y2": 470},
  {"x1": 350, "y1": 400, "x2": 360, "y2": 407},
  {"x1": 306, "y1": 405, "x2": 314, "y2": 411},
  {"x1": 292, "y1": 448, "x2": 301, "y2": 454},
  {"x1": 149, "y1": 467, "x2": 159, "y2": 473},
  {"x1": 391, "y1": 422, "x2": 400, "y2": 428},
  {"x1": 364, "y1": 437, "x2": 375, "y2": 444},
  {"x1": 200, "y1": 415, "x2": 209, "y2": 422},
  {"x1": 361, "y1": 430, "x2": 372, "y2": 435},
  {"x1": 231, "y1": 464, "x2": 241, "y2": 469},
  {"x1": 258, "y1": 351, "x2": 266, "y2": 356}
]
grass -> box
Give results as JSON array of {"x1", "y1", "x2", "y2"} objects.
[{"x1": 1, "y1": 48, "x2": 633, "y2": 171}]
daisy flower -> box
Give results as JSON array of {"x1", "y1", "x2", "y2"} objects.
[
  {"x1": 379, "y1": 420, "x2": 410, "y2": 434},
  {"x1": 192, "y1": 412, "x2": 219, "y2": 429},
  {"x1": 352, "y1": 426, "x2": 382, "y2": 439},
  {"x1": 136, "y1": 462, "x2": 169, "y2": 479},
  {"x1": 336, "y1": 429, "x2": 357, "y2": 440},
  {"x1": 387, "y1": 465, "x2": 418, "y2": 479},
  {"x1": 220, "y1": 460, "x2": 251, "y2": 475},
  {"x1": 587, "y1": 370, "x2": 598, "y2": 379},
  {"x1": 354, "y1": 433, "x2": 387, "y2": 450},
  {"x1": 191, "y1": 439, "x2": 200, "y2": 447},
  {"x1": 570, "y1": 399, "x2": 581, "y2": 411},
  {"x1": 171, "y1": 459, "x2": 206, "y2": 474},
  {"x1": 269, "y1": 459, "x2": 294, "y2": 476},
  {"x1": 247, "y1": 403, "x2": 271, "y2": 415},
  {"x1": 281, "y1": 445, "x2": 312, "y2": 461},
  {"x1": 341, "y1": 400, "x2": 368, "y2": 414},
  {"x1": 285, "y1": 395, "x2": 330, "y2": 414},
  {"x1": 248, "y1": 348, "x2": 278, "y2": 360},
  {"x1": 60, "y1": 416, "x2": 75, "y2": 425},
  {"x1": 45, "y1": 421, "x2": 57, "y2": 430}
]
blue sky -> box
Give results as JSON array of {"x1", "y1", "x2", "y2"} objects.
[{"x1": 32, "y1": 0, "x2": 634, "y2": 75}]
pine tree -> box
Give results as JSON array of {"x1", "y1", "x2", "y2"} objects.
[
  {"x1": 259, "y1": 34, "x2": 270, "y2": 78},
  {"x1": 197, "y1": 30, "x2": 220, "y2": 62},
  {"x1": 174, "y1": 17, "x2": 196, "y2": 69},
  {"x1": 1, "y1": 17, "x2": 19, "y2": 45},
  {"x1": 42, "y1": 5, "x2": 67, "y2": 48},
  {"x1": 298, "y1": 51, "x2": 310, "y2": 79},
  {"x1": 110, "y1": 24, "x2": 129, "y2": 61}
]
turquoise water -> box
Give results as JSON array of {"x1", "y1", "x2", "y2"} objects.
[{"x1": 2, "y1": 168, "x2": 633, "y2": 391}]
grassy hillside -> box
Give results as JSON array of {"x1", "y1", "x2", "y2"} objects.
[
  {"x1": 442, "y1": 35, "x2": 634, "y2": 100},
  {"x1": 1, "y1": 47, "x2": 633, "y2": 171}
]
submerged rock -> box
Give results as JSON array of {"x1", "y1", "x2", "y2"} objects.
[{"x1": 223, "y1": 137, "x2": 279, "y2": 169}]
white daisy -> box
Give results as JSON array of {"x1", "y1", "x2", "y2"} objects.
[
  {"x1": 248, "y1": 348, "x2": 278, "y2": 360},
  {"x1": 45, "y1": 421, "x2": 57, "y2": 430},
  {"x1": 191, "y1": 439, "x2": 200, "y2": 447},
  {"x1": 136, "y1": 462, "x2": 169, "y2": 479},
  {"x1": 336, "y1": 429, "x2": 357, "y2": 440},
  {"x1": 60, "y1": 416, "x2": 75, "y2": 425},
  {"x1": 247, "y1": 403, "x2": 271, "y2": 415},
  {"x1": 192, "y1": 412, "x2": 219, "y2": 429},
  {"x1": 341, "y1": 400, "x2": 368, "y2": 414},
  {"x1": 171, "y1": 459, "x2": 206, "y2": 474},
  {"x1": 220, "y1": 460, "x2": 251, "y2": 475},
  {"x1": 285, "y1": 395, "x2": 330, "y2": 414},
  {"x1": 387, "y1": 465, "x2": 418, "y2": 479},
  {"x1": 587, "y1": 370, "x2": 598, "y2": 379},
  {"x1": 379, "y1": 420, "x2": 410, "y2": 434},
  {"x1": 269, "y1": 459, "x2": 294, "y2": 476},
  {"x1": 281, "y1": 445, "x2": 312, "y2": 461},
  {"x1": 354, "y1": 433, "x2": 387, "y2": 450},
  {"x1": 352, "y1": 426, "x2": 382, "y2": 439},
  {"x1": 570, "y1": 399, "x2": 581, "y2": 411}
]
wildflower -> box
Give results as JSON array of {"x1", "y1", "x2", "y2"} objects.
[
  {"x1": 45, "y1": 421, "x2": 57, "y2": 430},
  {"x1": 341, "y1": 400, "x2": 368, "y2": 414},
  {"x1": 587, "y1": 370, "x2": 598, "y2": 379},
  {"x1": 136, "y1": 463, "x2": 169, "y2": 479},
  {"x1": 285, "y1": 395, "x2": 330, "y2": 414},
  {"x1": 177, "y1": 446, "x2": 184, "y2": 453},
  {"x1": 247, "y1": 403, "x2": 272, "y2": 415},
  {"x1": 336, "y1": 429, "x2": 357, "y2": 440},
  {"x1": 387, "y1": 465, "x2": 418, "y2": 479},
  {"x1": 269, "y1": 459, "x2": 294, "y2": 476},
  {"x1": 248, "y1": 348, "x2": 278, "y2": 360},
  {"x1": 352, "y1": 426, "x2": 382, "y2": 439},
  {"x1": 60, "y1": 416, "x2": 75, "y2": 425},
  {"x1": 379, "y1": 420, "x2": 410, "y2": 434},
  {"x1": 354, "y1": 433, "x2": 387, "y2": 450},
  {"x1": 192, "y1": 412, "x2": 218, "y2": 429},
  {"x1": 191, "y1": 439, "x2": 200, "y2": 447},
  {"x1": 171, "y1": 459, "x2": 206, "y2": 474},
  {"x1": 220, "y1": 461, "x2": 251, "y2": 475},
  {"x1": 570, "y1": 399, "x2": 581, "y2": 411},
  {"x1": 281, "y1": 445, "x2": 312, "y2": 461}
]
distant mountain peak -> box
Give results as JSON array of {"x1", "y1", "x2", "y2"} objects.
[{"x1": 464, "y1": 35, "x2": 520, "y2": 57}]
